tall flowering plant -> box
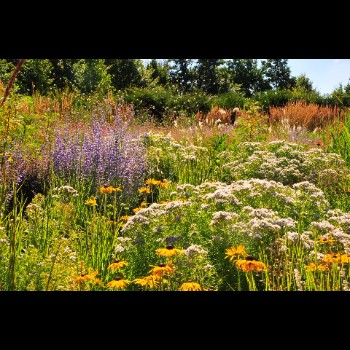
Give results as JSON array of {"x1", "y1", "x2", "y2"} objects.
[{"x1": 50, "y1": 112, "x2": 148, "y2": 205}]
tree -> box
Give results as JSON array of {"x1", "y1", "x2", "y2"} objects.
[
  {"x1": 16, "y1": 59, "x2": 54, "y2": 95},
  {"x1": 261, "y1": 59, "x2": 296, "y2": 90},
  {"x1": 168, "y1": 59, "x2": 195, "y2": 93},
  {"x1": 330, "y1": 81, "x2": 350, "y2": 106},
  {"x1": 294, "y1": 74, "x2": 315, "y2": 92},
  {"x1": 0, "y1": 59, "x2": 26, "y2": 107},
  {"x1": 344, "y1": 79, "x2": 350, "y2": 95},
  {"x1": 195, "y1": 59, "x2": 225, "y2": 94},
  {"x1": 146, "y1": 59, "x2": 170, "y2": 87},
  {"x1": 72, "y1": 59, "x2": 112, "y2": 94},
  {"x1": 105, "y1": 59, "x2": 143, "y2": 91},
  {"x1": 0, "y1": 60, "x2": 17, "y2": 85},
  {"x1": 49, "y1": 59, "x2": 79, "y2": 90},
  {"x1": 226, "y1": 59, "x2": 266, "y2": 97}
]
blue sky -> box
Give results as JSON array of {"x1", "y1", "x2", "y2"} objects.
[{"x1": 287, "y1": 59, "x2": 350, "y2": 95}]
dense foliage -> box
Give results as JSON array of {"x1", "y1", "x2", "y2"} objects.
[{"x1": 1, "y1": 59, "x2": 350, "y2": 124}]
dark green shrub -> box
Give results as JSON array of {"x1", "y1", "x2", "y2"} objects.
[
  {"x1": 210, "y1": 91, "x2": 247, "y2": 110},
  {"x1": 253, "y1": 89, "x2": 293, "y2": 112},
  {"x1": 253, "y1": 88, "x2": 337, "y2": 113},
  {"x1": 173, "y1": 90, "x2": 211, "y2": 115},
  {"x1": 123, "y1": 86, "x2": 173, "y2": 123}
]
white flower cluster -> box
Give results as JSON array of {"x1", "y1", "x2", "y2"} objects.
[{"x1": 217, "y1": 141, "x2": 350, "y2": 186}]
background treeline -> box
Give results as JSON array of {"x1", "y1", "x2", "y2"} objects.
[{"x1": 1, "y1": 58, "x2": 350, "y2": 122}]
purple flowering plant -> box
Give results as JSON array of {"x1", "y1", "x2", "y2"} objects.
[{"x1": 50, "y1": 108, "x2": 149, "y2": 206}]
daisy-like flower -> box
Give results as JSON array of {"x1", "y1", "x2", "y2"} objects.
[
  {"x1": 179, "y1": 281, "x2": 203, "y2": 291},
  {"x1": 73, "y1": 274, "x2": 91, "y2": 283},
  {"x1": 85, "y1": 196, "x2": 97, "y2": 206},
  {"x1": 305, "y1": 262, "x2": 317, "y2": 271},
  {"x1": 323, "y1": 253, "x2": 350, "y2": 264},
  {"x1": 107, "y1": 260, "x2": 128, "y2": 270},
  {"x1": 112, "y1": 186, "x2": 122, "y2": 192},
  {"x1": 235, "y1": 258, "x2": 266, "y2": 272},
  {"x1": 99, "y1": 185, "x2": 122, "y2": 194},
  {"x1": 156, "y1": 246, "x2": 184, "y2": 258},
  {"x1": 73, "y1": 269, "x2": 102, "y2": 285},
  {"x1": 305, "y1": 262, "x2": 329, "y2": 271},
  {"x1": 323, "y1": 253, "x2": 342, "y2": 264},
  {"x1": 318, "y1": 236, "x2": 336, "y2": 244},
  {"x1": 119, "y1": 215, "x2": 132, "y2": 222},
  {"x1": 149, "y1": 263, "x2": 174, "y2": 276},
  {"x1": 225, "y1": 245, "x2": 247, "y2": 262},
  {"x1": 318, "y1": 263, "x2": 330, "y2": 271},
  {"x1": 99, "y1": 186, "x2": 113, "y2": 194},
  {"x1": 107, "y1": 277, "x2": 131, "y2": 289},
  {"x1": 145, "y1": 178, "x2": 161, "y2": 186},
  {"x1": 341, "y1": 254, "x2": 350, "y2": 263},
  {"x1": 118, "y1": 216, "x2": 131, "y2": 228},
  {"x1": 145, "y1": 178, "x2": 169, "y2": 188},
  {"x1": 133, "y1": 275, "x2": 160, "y2": 288},
  {"x1": 139, "y1": 186, "x2": 151, "y2": 194},
  {"x1": 158, "y1": 181, "x2": 170, "y2": 188}
]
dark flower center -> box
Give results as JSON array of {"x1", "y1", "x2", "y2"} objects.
[{"x1": 245, "y1": 255, "x2": 257, "y2": 261}]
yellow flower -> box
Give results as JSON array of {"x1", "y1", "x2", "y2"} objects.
[
  {"x1": 341, "y1": 254, "x2": 350, "y2": 263},
  {"x1": 133, "y1": 275, "x2": 160, "y2": 288},
  {"x1": 158, "y1": 181, "x2": 170, "y2": 188},
  {"x1": 99, "y1": 185, "x2": 113, "y2": 194},
  {"x1": 318, "y1": 237, "x2": 336, "y2": 244},
  {"x1": 225, "y1": 245, "x2": 247, "y2": 262},
  {"x1": 108, "y1": 260, "x2": 128, "y2": 270},
  {"x1": 99, "y1": 185, "x2": 122, "y2": 194},
  {"x1": 107, "y1": 277, "x2": 131, "y2": 289},
  {"x1": 145, "y1": 178, "x2": 160, "y2": 186},
  {"x1": 73, "y1": 274, "x2": 90, "y2": 283},
  {"x1": 73, "y1": 269, "x2": 101, "y2": 285},
  {"x1": 323, "y1": 253, "x2": 341, "y2": 264},
  {"x1": 119, "y1": 215, "x2": 131, "y2": 222},
  {"x1": 305, "y1": 262, "x2": 329, "y2": 271},
  {"x1": 85, "y1": 196, "x2": 97, "y2": 206},
  {"x1": 179, "y1": 281, "x2": 203, "y2": 291},
  {"x1": 323, "y1": 253, "x2": 350, "y2": 264},
  {"x1": 318, "y1": 263, "x2": 330, "y2": 271},
  {"x1": 156, "y1": 246, "x2": 184, "y2": 258},
  {"x1": 305, "y1": 262, "x2": 317, "y2": 271},
  {"x1": 145, "y1": 178, "x2": 170, "y2": 188},
  {"x1": 149, "y1": 263, "x2": 174, "y2": 276},
  {"x1": 139, "y1": 186, "x2": 151, "y2": 194},
  {"x1": 235, "y1": 258, "x2": 266, "y2": 272}
]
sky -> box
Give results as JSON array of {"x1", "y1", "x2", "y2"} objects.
[{"x1": 287, "y1": 59, "x2": 350, "y2": 95}]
